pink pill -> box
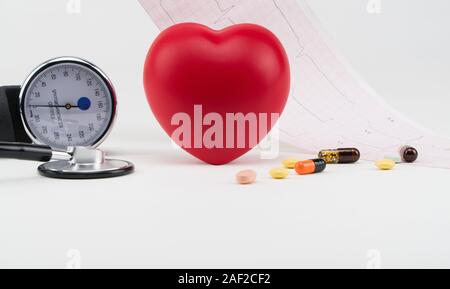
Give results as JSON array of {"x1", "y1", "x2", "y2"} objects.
[{"x1": 236, "y1": 170, "x2": 257, "y2": 185}]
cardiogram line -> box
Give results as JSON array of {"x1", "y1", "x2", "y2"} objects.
[
  {"x1": 270, "y1": 0, "x2": 356, "y2": 106},
  {"x1": 213, "y1": 0, "x2": 236, "y2": 25},
  {"x1": 159, "y1": 0, "x2": 176, "y2": 25},
  {"x1": 272, "y1": 0, "x2": 305, "y2": 54}
]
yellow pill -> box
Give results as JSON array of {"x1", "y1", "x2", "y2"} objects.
[
  {"x1": 375, "y1": 159, "x2": 396, "y2": 170},
  {"x1": 282, "y1": 158, "x2": 299, "y2": 169},
  {"x1": 270, "y1": 168, "x2": 289, "y2": 179}
]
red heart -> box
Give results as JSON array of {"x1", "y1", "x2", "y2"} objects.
[{"x1": 144, "y1": 23, "x2": 290, "y2": 165}]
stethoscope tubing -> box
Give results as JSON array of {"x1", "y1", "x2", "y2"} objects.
[{"x1": 0, "y1": 142, "x2": 53, "y2": 162}]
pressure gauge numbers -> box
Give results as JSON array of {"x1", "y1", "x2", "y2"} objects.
[{"x1": 20, "y1": 58, "x2": 116, "y2": 150}]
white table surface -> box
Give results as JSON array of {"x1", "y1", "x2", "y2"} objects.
[{"x1": 1, "y1": 133, "x2": 450, "y2": 269}]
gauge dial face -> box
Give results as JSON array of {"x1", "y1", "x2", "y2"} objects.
[{"x1": 21, "y1": 60, "x2": 115, "y2": 150}]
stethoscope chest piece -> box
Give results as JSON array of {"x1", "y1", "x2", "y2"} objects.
[
  {"x1": 37, "y1": 147, "x2": 134, "y2": 179},
  {"x1": 38, "y1": 159, "x2": 134, "y2": 180},
  {"x1": 0, "y1": 143, "x2": 134, "y2": 180}
]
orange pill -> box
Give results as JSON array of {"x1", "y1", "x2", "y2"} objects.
[
  {"x1": 295, "y1": 159, "x2": 327, "y2": 175},
  {"x1": 236, "y1": 170, "x2": 257, "y2": 185}
]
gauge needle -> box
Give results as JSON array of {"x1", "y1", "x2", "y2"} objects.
[
  {"x1": 29, "y1": 97, "x2": 91, "y2": 111},
  {"x1": 29, "y1": 103, "x2": 79, "y2": 110}
]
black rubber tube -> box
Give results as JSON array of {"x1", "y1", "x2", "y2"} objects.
[{"x1": 0, "y1": 142, "x2": 52, "y2": 162}]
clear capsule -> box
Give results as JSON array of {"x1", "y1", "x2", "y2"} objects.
[
  {"x1": 318, "y1": 148, "x2": 360, "y2": 164},
  {"x1": 384, "y1": 156, "x2": 402, "y2": 164}
]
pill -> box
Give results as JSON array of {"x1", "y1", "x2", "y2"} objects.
[
  {"x1": 384, "y1": 156, "x2": 402, "y2": 164},
  {"x1": 400, "y1": 146, "x2": 418, "y2": 163},
  {"x1": 282, "y1": 158, "x2": 298, "y2": 169},
  {"x1": 270, "y1": 168, "x2": 289, "y2": 179},
  {"x1": 318, "y1": 148, "x2": 360, "y2": 164},
  {"x1": 375, "y1": 159, "x2": 396, "y2": 170},
  {"x1": 236, "y1": 170, "x2": 257, "y2": 185},
  {"x1": 295, "y1": 159, "x2": 326, "y2": 175}
]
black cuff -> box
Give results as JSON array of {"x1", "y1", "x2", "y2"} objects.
[{"x1": 0, "y1": 86, "x2": 31, "y2": 143}]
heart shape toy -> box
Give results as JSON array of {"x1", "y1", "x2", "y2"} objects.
[{"x1": 144, "y1": 23, "x2": 290, "y2": 165}]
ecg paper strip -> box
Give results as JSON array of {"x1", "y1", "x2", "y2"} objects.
[{"x1": 139, "y1": 0, "x2": 450, "y2": 168}]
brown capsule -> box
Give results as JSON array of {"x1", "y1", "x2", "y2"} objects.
[
  {"x1": 318, "y1": 148, "x2": 360, "y2": 164},
  {"x1": 400, "y1": 146, "x2": 418, "y2": 163}
]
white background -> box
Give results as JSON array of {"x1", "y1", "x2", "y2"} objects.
[{"x1": 0, "y1": 0, "x2": 450, "y2": 268}]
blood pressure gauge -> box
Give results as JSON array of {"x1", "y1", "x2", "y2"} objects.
[{"x1": 20, "y1": 57, "x2": 116, "y2": 150}]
